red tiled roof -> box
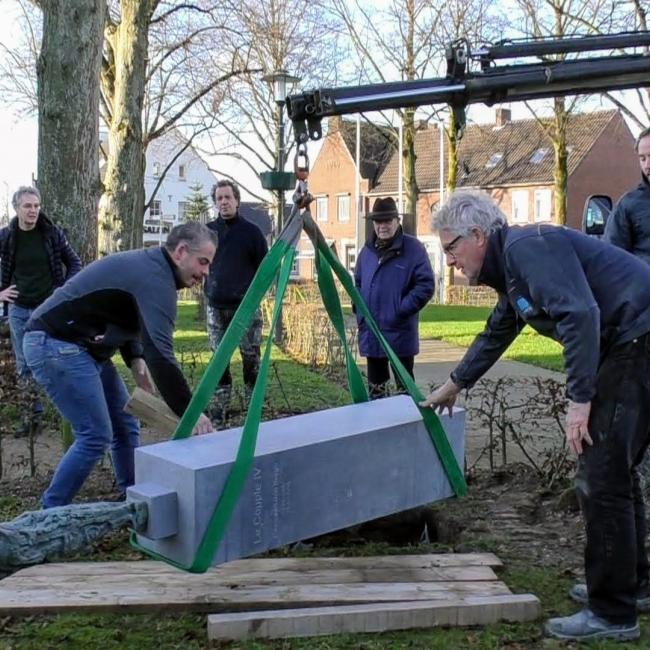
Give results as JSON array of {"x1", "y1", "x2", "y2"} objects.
[{"x1": 374, "y1": 109, "x2": 619, "y2": 193}]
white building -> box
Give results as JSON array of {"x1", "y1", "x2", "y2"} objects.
[{"x1": 143, "y1": 130, "x2": 218, "y2": 246}]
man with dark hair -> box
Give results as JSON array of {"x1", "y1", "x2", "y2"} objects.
[
  {"x1": 23, "y1": 222, "x2": 217, "y2": 508},
  {"x1": 421, "y1": 189, "x2": 650, "y2": 642},
  {"x1": 604, "y1": 126, "x2": 650, "y2": 261},
  {"x1": 205, "y1": 180, "x2": 268, "y2": 423},
  {"x1": 0, "y1": 185, "x2": 82, "y2": 431}
]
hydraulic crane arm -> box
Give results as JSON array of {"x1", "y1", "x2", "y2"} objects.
[{"x1": 287, "y1": 31, "x2": 650, "y2": 143}]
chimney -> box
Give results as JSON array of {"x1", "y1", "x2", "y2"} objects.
[
  {"x1": 327, "y1": 116, "x2": 343, "y2": 133},
  {"x1": 416, "y1": 119, "x2": 429, "y2": 130},
  {"x1": 495, "y1": 108, "x2": 511, "y2": 127}
]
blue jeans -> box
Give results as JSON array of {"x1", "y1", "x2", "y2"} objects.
[
  {"x1": 8, "y1": 303, "x2": 34, "y2": 378},
  {"x1": 23, "y1": 330, "x2": 140, "y2": 508}
]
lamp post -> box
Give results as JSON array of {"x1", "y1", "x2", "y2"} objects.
[{"x1": 262, "y1": 70, "x2": 300, "y2": 345}]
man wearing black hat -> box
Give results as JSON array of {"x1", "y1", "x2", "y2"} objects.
[{"x1": 354, "y1": 197, "x2": 434, "y2": 398}]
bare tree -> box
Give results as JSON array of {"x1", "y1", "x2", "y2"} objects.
[
  {"x1": 3, "y1": 1, "x2": 262, "y2": 254},
  {"x1": 600, "y1": 0, "x2": 650, "y2": 129},
  {"x1": 514, "y1": 0, "x2": 618, "y2": 225},
  {"x1": 196, "y1": 0, "x2": 344, "y2": 227},
  {"x1": 37, "y1": 0, "x2": 106, "y2": 262}
]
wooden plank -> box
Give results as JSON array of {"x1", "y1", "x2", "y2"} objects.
[
  {"x1": 6, "y1": 554, "x2": 503, "y2": 580},
  {"x1": 2, "y1": 564, "x2": 498, "y2": 588},
  {"x1": 124, "y1": 387, "x2": 178, "y2": 435},
  {"x1": 207, "y1": 594, "x2": 542, "y2": 640},
  {"x1": 0, "y1": 580, "x2": 514, "y2": 615}
]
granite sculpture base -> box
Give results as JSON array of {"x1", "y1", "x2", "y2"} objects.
[{"x1": 128, "y1": 395, "x2": 465, "y2": 568}]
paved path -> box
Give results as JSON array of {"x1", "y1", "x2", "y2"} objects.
[{"x1": 358, "y1": 339, "x2": 567, "y2": 468}]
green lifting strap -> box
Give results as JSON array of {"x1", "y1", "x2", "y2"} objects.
[
  {"x1": 130, "y1": 206, "x2": 465, "y2": 572},
  {"x1": 130, "y1": 215, "x2": 301, "y2": 572},
  {"x1": 302, "y1": 211, "x2": 467, "y2": 498}
]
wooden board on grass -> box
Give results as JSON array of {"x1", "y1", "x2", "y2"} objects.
[
  {"x1": 207, "y1": 594, "x2": 542, "y2": 640},
  {"x1": 0, "y1": 554, "x2": 507, "y2": 615}
]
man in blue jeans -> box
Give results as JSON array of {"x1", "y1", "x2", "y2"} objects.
[
  {"x1": 0, "y1": 186, "x2": 81, "y2": 432},
  {"x1": 24, "y1": 222, "x2": 216, "y2": 508}
]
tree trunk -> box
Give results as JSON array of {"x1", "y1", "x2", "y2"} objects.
[
  {"x1": 552, "y1": 97, "x2": 568, "y2": 225},
  {"x1": 402, "y1": 107, "x2": 418, "y2": 235},
  {"x1": 444, "y1": 122, "x2": 459, "y2": 293},
  {"x1": 99, "y1": 0, "x2": 152, "y2": 254},
  {"x1": 37, "y1": 0, "x2": 105, "y2": 263}
]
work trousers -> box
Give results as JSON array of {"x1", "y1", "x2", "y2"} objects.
[{"x1": 577, "y1": 332, "x2": 650, "y2": 624}]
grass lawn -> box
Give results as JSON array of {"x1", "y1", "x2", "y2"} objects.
[
  {"x1": 115, "y1": 301, "x2": 351, "y2": 416},
  {"x1": 419, "y1": 304, "x2": 565, "y2": 373},
  {"x1": 2, "y1": 300, "x2": 644, "y2": 648}
]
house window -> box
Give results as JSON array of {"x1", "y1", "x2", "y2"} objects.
[
  {"x1": 486, "y1": 152, "x2": 503, "y2": 169},
  {"x1": 511, "y1": 190, "x2": 529, "y2": 223},
  {"x1": 150, "y1": 200, "x2": 162, "y2": 218},
  {"x1": 530, "y1": 148, "x2": 549, "y2": 164},
  {"x1": 153, "y1": 162, "x2": 161, "y2": 177},
  {"x1": 337, "y1": 195, "x2": 350, "y2": 222},
  {"x1": 290, "y1": 256, "x2": 300, "y2": 277},
  {"x1": 534, "y1": 189, "x2": 552, "y2": 222},
  {"x1": 316, "y1": 196, "x2": 328, "y2": 222},
  {"x1": 345, "y1": 245, "x2": 357, "y2": 272},
  {"x1": 178, "y1": 201, "x2": 188, "y2": 221},
  {"x1": 178, "y1": 164, "x2": 186, "y2": 180}
]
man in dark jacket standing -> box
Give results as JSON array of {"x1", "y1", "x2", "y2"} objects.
[
  {"x1": 421, "y1": 189, "x2": 650, "y2": 642},
  {"x1": 204, "y1": 180, "x2": 268, "y2": 422},
  {"x1": 604, "y1": 126, "x2": 650, "y2": 263},
  {"x1": 0, "y1": 186, "x2": 82, "y2": 425},
  {"x1": 354, "y1": 197, "x2": 434, "y2": 399}
]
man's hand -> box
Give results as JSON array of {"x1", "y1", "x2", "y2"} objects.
[
  {"x1": 0, "y1": 285, "x2": 19, "y2": 303},
  {"x1": 419, "y1": 378, "x2": 462, "y2": 416},
  {"x1": 566, "y1": 400, "x2": 593, "y2": 455},
  {"x1": 130, "y1": 358, "x2": 155, "y2": 394},
  {"x1": 192, "y1": 413, "x2": 213, "y2": 435}
]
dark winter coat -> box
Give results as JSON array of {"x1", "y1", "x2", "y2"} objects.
[
  {"x1": 451, "y1": 223, "x2": 650, "y2": 403},
  {"x1": 354, "y1": 229, "x2": 434, "y2": 358},
  {"x1": 0, "y1": 212, "x2": 82, "y2": 316},
  {"x1": 603, "y1": 174, "x2": 650, "y2": 266},
  {"x1": 204, "y1": 214, "x2": 268, "y2": 308}
]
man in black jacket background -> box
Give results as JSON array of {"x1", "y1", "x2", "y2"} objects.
[
  {"x1": 204, "y1": 180, "x2": 268, "y2": 424},
  {"x1": 0, "y1": 186, "x2": 82, "y2": 430},
  {"x1": 604, "y1": 125, "x2": 650, "y2": 263}
]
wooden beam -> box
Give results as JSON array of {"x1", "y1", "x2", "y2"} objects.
[
  {"x1": 207, "y1": 595, "x2": 542, "y2": 640},
  {"x1": 124, "y1": 387, "x2": 179, "y2": 435}
]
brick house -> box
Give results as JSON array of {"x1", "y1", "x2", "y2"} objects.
[
  {"x1": 372, "y1": 108, "x2": 638, "y2": 295},
  {"x1": 294, "y1": 117, "x2": 396, "y2": 279},
  {"x1": 297, "y1": 109, "x2": 638, "y2": 295}
]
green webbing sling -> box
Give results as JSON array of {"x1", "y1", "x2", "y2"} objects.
[
  {"x1": 130, "y1": 220, "x2": 299, "y2": 572},
  {"x1": 302, "y1": 211, "x2": 466, "y2": 499},
  {"x1": 131, "y1": 209, "x2": 466, "y2": 572}
]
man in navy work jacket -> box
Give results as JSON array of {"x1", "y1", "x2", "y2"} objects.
[
  {"x1": 23, "y1": 222, "x2": 217, "y2": 509},
  {"x1": 354, "y1": 197, "x2": 434, "y2": 399},
  {"x1": 421, "y1": 189, "x2": 650, "y2": 643}
]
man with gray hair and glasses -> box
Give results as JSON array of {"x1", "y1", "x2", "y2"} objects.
[
  {"x1": 23, "y1": 222, "x2": 217, "y2": 509},
  {"x1": 421, "y1": 189, "x2": 650, "y2": 642},
  {"x1": 0, "y1": 186, "x2": 81, "y2": 433}
]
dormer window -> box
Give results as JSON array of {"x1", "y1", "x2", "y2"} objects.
[
  {"x1": 486, "y1": 152, "x2": 503, "y2": 169},
  {"x1": 530, "y1": 148, "x2": 548, "y2": 164}
]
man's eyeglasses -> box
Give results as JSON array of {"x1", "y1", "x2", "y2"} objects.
[{"x1": 442, "y1": 234, "x2": 464, "y2": 257}]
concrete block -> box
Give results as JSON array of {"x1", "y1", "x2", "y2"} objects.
[
  {"x1": 127, "y1": 482, "x2": 178, "y2": 540},
  {"x1": 130, "y1": 395, "x2": 464, "y2": 567}
]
